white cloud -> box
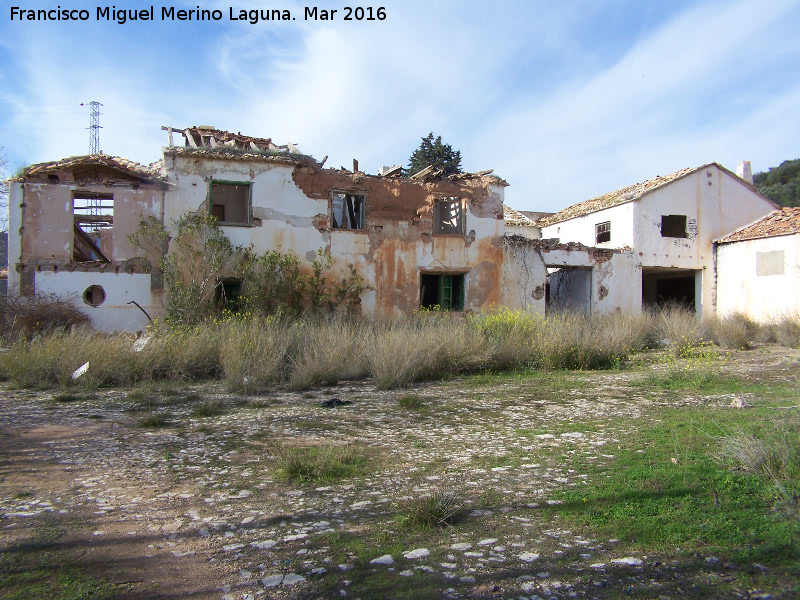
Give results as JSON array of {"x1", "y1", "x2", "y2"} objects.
[{"x1": 1, "y1": 0, "x2": 798, "y2": 212}]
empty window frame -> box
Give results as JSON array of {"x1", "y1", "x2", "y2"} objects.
[
  {"x1": 216, "y1": 278, "x2": 243, "y2": 311},
  {"x1": 595, "y1": 221, "x2": 611, "y2": 244},
  {"x1": 331, "y1": 192, "x2": 365, "y2": 229},
  {"x1": 420, "y1": 273, "x2": 465, "y2": 311},
  {"x1": 661, "y1": 215, "x2": 688, "y2": 238},
  {"x1": 434, "y1": 198, "x2": 463, "y2": 235},
  {"x1": 210, "y1": 181, "x2": 251, "y2": 225},
  {"x1": 73, "y1": 192, "x2": 113, "y2": 262},
  {"x1": 756, "y1": 250, "x2": 785, "y2": 277}
]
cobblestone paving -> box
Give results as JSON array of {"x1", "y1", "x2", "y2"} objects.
[{"x1": 1, "y1": 346, "x2": 797, "y2": 599}]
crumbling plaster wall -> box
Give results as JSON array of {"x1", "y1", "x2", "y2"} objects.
[
  {"x1": 166, "y1": 152, "x2": 506, "y2": 317},
  {"x1": 8, "y1": 169, "x2": 165, "y2": 332},
  {"x1": 502, "y1": 237, "x2": 638, "y2": 315},
  {"x1": 716, "y1": 234, "x2": 800, "y2": 321}
]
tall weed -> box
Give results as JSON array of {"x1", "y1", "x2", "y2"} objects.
[
  {"x1": 220, "y1": 318, "x2": 293, "y2": 394},
  {"x1": 289, "y1": 317, "x2": 367, "y2": 390}
]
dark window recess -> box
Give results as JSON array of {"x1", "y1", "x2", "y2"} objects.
[
  {"x1": 73, "y1": 193, "x2": 113, "y2": 263},
  {"x1": 216, "y1": 278, "x2": 243, "y2": 311},
  {"x1": 661, "y1": 215, "x2": 688, "y2": 238},
  {"x1": 420, "y1": 273, "x2": 465, "y2": 311},
  {"x1": 83, "y1": 285, "x2": 106, "y2": 307},
  {"x1": 210, "y1": 182, "x2": 250, "y2": 225},
  {"x1": 332, "y1": 192, "x2": 365, "y2": 229},
  {"x1": 434, "y1": 199, "x2": 463, "y2": 235},
  {"x1": 595, "y1": 221, "x2": 611, "y2": 244}
]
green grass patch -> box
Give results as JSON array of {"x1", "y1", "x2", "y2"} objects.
[
  {"x1": 644, "y1": 367, "x2": 742, "y2": 392},
  {"x1": 136, "y1": 412, "x2": 171, "y2": 428},
  {"x1": 547, "y1": 403, "x2": 800, "y2": 568},
  {"x1": 397, "y1": 395, "x2": 426, "y2": 409},
  {"x1": 190, "y1": 399, "x2": 225, "y2": 417},
  {"x1": 0, "y1": 560, "x2": 115, "y2": 600},
  {"x1": 273, "y1": 444, "x2": 369, "y2": 483}
]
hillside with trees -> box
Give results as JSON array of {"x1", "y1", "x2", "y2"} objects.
[{"x1": 753, "y1": 158, "x2": 800, "y2": 207}]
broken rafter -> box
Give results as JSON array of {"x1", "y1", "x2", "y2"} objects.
[
  {"x1": 411, "y1": 165, "x2": 435, "y2": 180},
  {"x1": 73, "y1": 224, "x2": 109, "y2": 263}
]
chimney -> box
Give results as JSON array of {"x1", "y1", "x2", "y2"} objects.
[{"x1": 736, "y1": 160, "x2": 753, "y2": 184}]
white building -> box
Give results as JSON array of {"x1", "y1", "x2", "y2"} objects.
[
  {"x1": 536, "y1": 163, "x2": 777, "y2": 317},
  {"x1": 716, "y1": 207, "x2": 800, "y2": 321}
]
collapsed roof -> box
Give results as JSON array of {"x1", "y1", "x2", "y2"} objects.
[{"x1": 14, "y1": 154, "x2": 164, "y2": 181}]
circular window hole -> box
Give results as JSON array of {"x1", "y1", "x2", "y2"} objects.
[{"x1": 83, "y1": 285, "x2": 106, "y2": 307}]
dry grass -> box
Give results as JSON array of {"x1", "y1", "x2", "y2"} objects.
[
  {"x1": 396, "y1": 489, "x2": 465, "y2": 528},
  {"x1": 651, "y1": 304, "x2": 708, "y2": 356},
  {"x1": 0, "y1": 294, "x2": 91, "y2": 338},
  {"x1": 2, "y1": 306, "x2": 795, "y2": 392},
  {"x1": 288, "y1": 317, "x2": 368, "y2": 390},
  {"x1": 706, "y1": 313, "x2": 757, "y2": 350},
  {"x1": 717, "y1": 412, "x2": 800, "y2": 512},
  {"x1": 220, "y1": 318, "x2": 293, "y2": 394}
]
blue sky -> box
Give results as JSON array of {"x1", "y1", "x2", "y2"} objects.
[{"x1": 1, "y1": 0, "x2": 799, "y2": 211}]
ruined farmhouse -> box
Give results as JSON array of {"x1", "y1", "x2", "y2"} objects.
[{"x1": 5, "y1": 127, "x2": 797, "y2": 331}]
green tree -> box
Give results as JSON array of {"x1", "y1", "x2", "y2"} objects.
[
  {"x1": 753, "y1": 158, "x2": 800, "y2": 207},
  {"x1": 407, "y1": 132, "x2": 462, "y2": 176}
]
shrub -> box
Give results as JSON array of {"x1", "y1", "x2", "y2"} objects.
[
  {"x1": 651, "y1": 304, "x2": 708, "y2": 357},
  {"x1": 706, "y1": 313, "x2": 757, "y2": 350},
  {"x1": 773, "y1": 314, "x2": 800, "y2": 348},
  {"x1": 273, "y1": 444, "x2": 368, "y2": 482},
  {"x1": 397, "y1": 489, "x2": 465, "y2": 528},
  {"x1": 0, "y1": 294, "x2": 91, "y2": 339}
]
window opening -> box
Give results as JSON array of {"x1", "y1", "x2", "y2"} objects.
[
  {"x1": 332, "y1": 192, "x2": 365, "y2": 229},
  {"x1": 642, "y1": 271, "x2": 697, "y2": 312},
  {"x1": 661, "y1": 215, "x2": 688, "y2": 238},
  {"x1": 216, "y1": 278, "x2": 243, "y2": 312},
  {"x1": 434, "y1": 198, "x2": 463, "y2": 235},
  {"x1": 83, "y1": 285, "x2": 106, "y2": 307},
  {"x1": 73, "y1": 192, "x2": 113, "y2": 262},
  {"x1": 420, "y1": 273, "x2": 465, "y2": 311},
  {"x1": 210, "y1": 182, "x2": 250, "y2": 225},
  {"x1": 595, "y1": 221, "x2": 610, "y2": 244},
  {"x1": 756, "y1": 251, "x2": 785, "y2": 277}
]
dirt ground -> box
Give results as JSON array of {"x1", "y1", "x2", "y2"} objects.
[{"x1": 1, "y1": 345, "x2": 798, "y2": 600}]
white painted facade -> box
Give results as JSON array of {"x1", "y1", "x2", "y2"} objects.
[
  {"x1": 716, "y1": 233, "x2": 800, "y2": 321},
  {"x1": 539, "y1": 164, "x2": 776, "y2": 317},
  {"x1": 35, "y1": 271, "x2": 157, "y2": 332}
]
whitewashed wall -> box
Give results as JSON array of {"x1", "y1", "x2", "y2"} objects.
[
  {"x1": 35, "y1": 271, "x2": 158, "y2": 332},
  {"x1": 717, "y1": 234, "x2": 800, "y2": 321},
  {"x1": 540, "y1": 202, "x2": 635, "y2": 248}
]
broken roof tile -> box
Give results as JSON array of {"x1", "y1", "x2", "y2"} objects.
[
  {"x1": 503, "y1": 205, "x2": 537, "y2": 227},
  {"x1": 716, "y1": 207, "x2": 800, "y2": 243},
  {"x1": 16, "y1": 154, "x2": 163, "y2": 181},
  {"x1": 535, "y1": 166, "x2": 703, "y2": 227},
  {"x1": 535, "y1": 163, "x2": 772, "y2": 227}
]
